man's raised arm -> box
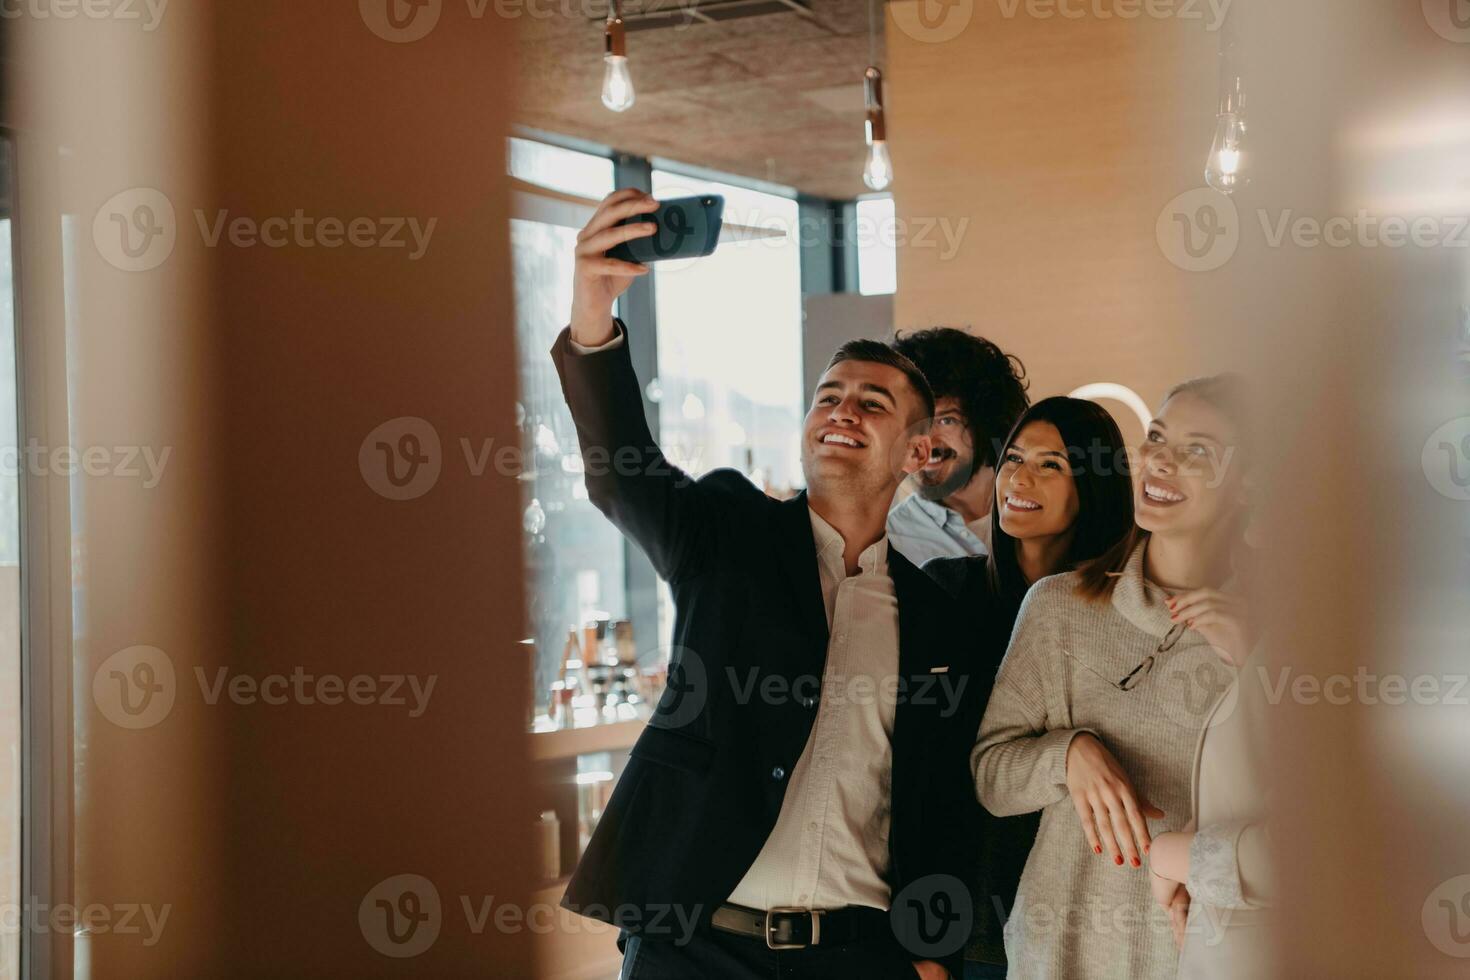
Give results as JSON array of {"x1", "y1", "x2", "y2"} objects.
[{"x1": 550, "y1": 188, "x2": 716, "y2": 584}]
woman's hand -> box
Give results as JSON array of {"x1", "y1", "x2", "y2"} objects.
[
  {"x1": 1147, "y1": 830, "x2": 1193, "y2": 883},
  {"x1": 1064, "y1": 733, "x2": 1165, "y2": 869},
  {"x1": 1149, "y1": 866, "x2": 1181, "y2": 912},
  {"x1": 1167, "y1": 885, "x2": 1191, "y2": 950},
  {"x1": 1167, "y1": 589, "x2": 1251, "y2": 667},
  {"x1": 1149, "y1": 831, "x2": 1194, "y2": 950},
  {"x1": 1150, "y1": 870, "x2": 1191, "y2": 950}
]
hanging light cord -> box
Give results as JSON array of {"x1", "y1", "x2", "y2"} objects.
[{"x1": 868, "y1": 0, "x2": 877, "y2": 66}]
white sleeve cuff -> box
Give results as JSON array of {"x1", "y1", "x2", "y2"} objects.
[
  {"x1": 568, "y1": 320, "x2": 626, "y2": 354},
  {"x1": 1187, "y1": 821, "x2": 1247, "y2": 908}
]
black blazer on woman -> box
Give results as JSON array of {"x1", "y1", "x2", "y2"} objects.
[
  {"x1": 925, "y1": 556, "x2": 1043, "y2": 968},
  {"x1": 551, "y1": 322, "x2": 987, "y2": 975}
]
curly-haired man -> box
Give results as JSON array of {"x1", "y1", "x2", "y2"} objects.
[{"x1": 887, "y1": 327, "x2": 1030, "y2": 565}]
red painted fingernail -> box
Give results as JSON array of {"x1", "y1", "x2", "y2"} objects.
[
  {"x1": 1094, "y1": 845, "x2": 1103, "y2": 854},
  {"x1": 1144, "y1": 843, "x2": 1150, "y2": 854},
  {"x1": 1114, "y1": 855, "x2": 1124, "y2": 866},
  {"x1": 1131, "y1": 857, "x2": 1141, "y2": 867}
]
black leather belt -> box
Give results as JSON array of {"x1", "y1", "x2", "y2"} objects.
[{"x1": 709, "y1": 902, "x2": 889, "y2": 951}]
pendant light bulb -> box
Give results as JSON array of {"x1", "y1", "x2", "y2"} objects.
[
  {"x1": 1204, "y1": 111, "x2": 1246, "y2": 194},
  {"x1": 862, "y1": 66, "x2": 892, "y2": 192},
  {"x1": 1203, "y1": 28, "x2": 1247, "y2": 195},
  {"x1": 602, "y1": 56, "x2": 634, "y2": 112},
  {"x1": 864, "y1": 141, "x2": 893, "y2": 192},
  {"x1": 602, "y1": 3, "x2": 634, "y2": 112}
]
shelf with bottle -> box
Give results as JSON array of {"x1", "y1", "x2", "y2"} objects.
[
  {"x1": 529, "y1": 767, "x2": 624, "y2": 980},
  {"x1": 529, "y1": 717, "x2": 643, "y2": 762},
  {"x1": 530, "y1": 617, "x2": 667, "y2": 744}
]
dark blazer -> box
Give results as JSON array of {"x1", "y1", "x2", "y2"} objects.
[
  {"x1": 925, "y1": 556, "x2": 1042, "y2": 968},
  {"x1": 551, "y1": 322, "x2": 984, "y2": 975}
]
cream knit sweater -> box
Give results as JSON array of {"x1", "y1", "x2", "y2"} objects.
[{"x1": 973, "y1": 541, "x2": 1236, "y2": 980}]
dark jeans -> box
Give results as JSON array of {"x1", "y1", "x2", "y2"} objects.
[
  {"x1": 962, "y1": 962, "x2": 1007, "y2": 980},
  {"x1": 619, "y1": 929, "x2": 923, "y2": 980}
]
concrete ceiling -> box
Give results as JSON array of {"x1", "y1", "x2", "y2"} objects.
[{"x1": 514, "y1": 0, "x2": 887, "y2": 200}]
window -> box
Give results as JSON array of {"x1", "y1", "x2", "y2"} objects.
[
  {"x1": 0, "y1": 134, "x2": 20, "y2": 980},
  {"x1": 509, "y1": 141, "x2": 813, "y2": 682},
  {"x1": 856, "y1": 195, "x2": 897, "y2": 296},
  {"x1": 648, "y1": 171, "x2": 805, "y2": 495},
  {"x1": 648, "y1": 170, "x2": 805, "y2": 644},
  {"x1": 507, "y1": 139, "x2": 625, "y2": 714}
]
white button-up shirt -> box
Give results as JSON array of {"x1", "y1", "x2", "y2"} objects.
[
  {"x1": 725, "y1": 507, "x2": 901, "y2": 912},
  {"x1": 886, "y1": 487, "x2": 990, "y2": 566}
]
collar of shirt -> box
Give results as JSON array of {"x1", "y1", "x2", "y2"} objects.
[
  {"x1": 901, "y1": 490, "x2": 970, "y2": 533},
  {"x1": 807, "y1": 505, "x2": 889, "y2": 579}
]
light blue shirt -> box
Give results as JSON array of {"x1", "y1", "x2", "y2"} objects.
[{"x1": 885, "y1": 491, "x2": 990, "y2": 567}]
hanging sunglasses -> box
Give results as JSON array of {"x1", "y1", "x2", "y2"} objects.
[{"x1": 1063, "y1": 621, "x2": 1189, "y2": 693}]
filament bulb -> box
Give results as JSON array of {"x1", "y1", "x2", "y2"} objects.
[
  {"x1": 602, "y1": 54, "x2": 635, "y2": 112},
  {"x1": 1204, "y1": 111, "x2": 1247, "y2": 194},
  {"x1": 863, "y1": 141, "x2": 893, "y2": 191}
]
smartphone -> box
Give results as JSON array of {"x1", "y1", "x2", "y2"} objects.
[{"x1": 606, "y1": 194, "x2": 724, "y2": 264}]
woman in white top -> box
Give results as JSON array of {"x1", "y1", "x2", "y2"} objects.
[
  {"x1": 973, "y1": 375, "x2": 1256, "y2": 979},
  {"x1": 1147, "y1": 635, "x2": 1273, "y2": 979},
  {"x1": 1143, "y1": 378, "x2": 1269, "y2": 979}
]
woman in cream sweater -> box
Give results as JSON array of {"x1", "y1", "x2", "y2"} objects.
[{"x1": 972, "y1": 376, "x2": 1254, "y2": 980}]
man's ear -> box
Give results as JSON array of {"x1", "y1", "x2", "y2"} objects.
[{"x1": 900, "y1": 431, "x2": 932, "y2": 477}]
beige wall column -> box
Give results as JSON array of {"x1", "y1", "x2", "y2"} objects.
[
  {"x1": 12, "y1": 1, "x2": 534, "y2": 975},
  {"x1": 886, "y1": 0, "x2": 1220, "y2": 439}
]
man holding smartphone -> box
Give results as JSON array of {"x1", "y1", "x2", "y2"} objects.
[{"x1": 550, "y1": 190, "x2": 986, "y2": 979}]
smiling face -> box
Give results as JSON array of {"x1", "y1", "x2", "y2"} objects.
[
  {"x1": 801, "y1": 358, "x2": 931, "y2": 501},
  {"x1": 1136, "y1": 391, "x2": 1244, "y2": 537},
  {"x1": 915, "y1": 396, "x2": 978, "y2": 501},
  {"x1": 995, "y1": 421, "x2": 1080, "y2": 542}
]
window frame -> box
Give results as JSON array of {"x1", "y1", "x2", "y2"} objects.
[{"x1": 509, "y1": 129, "x2": 856, "y2": 660}]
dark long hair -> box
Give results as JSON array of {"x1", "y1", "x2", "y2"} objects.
[
  {"x1": 987, "y1": 396, "x2": 1135, "y2": 602},
  {"x1": 1076, "y1": 374, "x2": 1253, "y2": 600}
]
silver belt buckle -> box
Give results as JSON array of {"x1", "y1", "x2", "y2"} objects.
[{"x1": 764, "y1": 907, "x2": 821, "y2": 950}]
